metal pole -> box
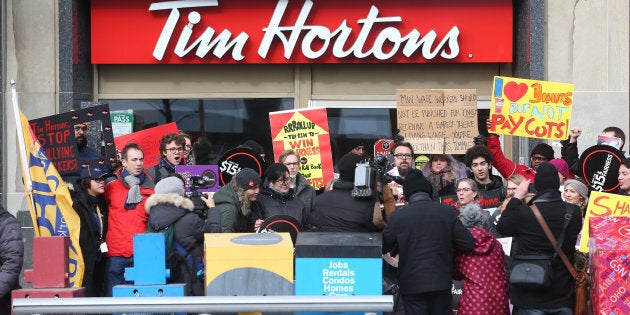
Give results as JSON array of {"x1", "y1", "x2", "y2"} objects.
[{"x1": 13, "y1": 295, "x2": 394, "y2": 314}]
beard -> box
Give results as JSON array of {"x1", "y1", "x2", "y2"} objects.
[
  {"x1": 76, "y1": 136, "x2": 87, "y2": 149},
  {"x1": 397, "y1": 165, "x2": 411, "y2": 177}
]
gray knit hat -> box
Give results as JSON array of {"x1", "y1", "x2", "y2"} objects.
[
  {"x1": 154, "y1": 177, "x2": 185, "y2": 196},
  {"x1": 564, "y1": 179, "x2": 590, "y2": 203},
  {"x1": 459, "y1": 203, "x2": 488, "y2": 228}
]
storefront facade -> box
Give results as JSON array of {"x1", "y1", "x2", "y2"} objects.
[{"x1": 1, "y1": 1, "x2": 628, "y2": 214}]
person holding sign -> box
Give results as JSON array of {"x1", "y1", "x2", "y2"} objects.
[
  {"x1": 212, "y1": 168, "x2": 262, "y2": 233},
  {"x1": 561, "y1": 126, "x2": 626, "y2": 177},
  {"x1": 279, "y1": 149, "x2": 316, "y2": 215},
  {"x1": 147, "y1": 133, "x2": 187, "y2": 184},
  {"x1": 464, "y1": 145, "x2": 506, "y2": 206}
]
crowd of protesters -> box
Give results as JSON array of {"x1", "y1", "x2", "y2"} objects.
[{"x1": 2, "y1": 118, "x2": 629, "y2": 315}]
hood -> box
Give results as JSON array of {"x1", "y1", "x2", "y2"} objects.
[
  {"x1": 469, "y1": 227, "x2": 497, "y2": 255},
  {"x1": 260, "y1": 186, "x2": 294, "y2": 202},
  {"x1": 146, "y1": 193, "x2": 194, "y2": 229},
  {"x1": 474, "y1": 174, "x2": 504, "y2": 191}
]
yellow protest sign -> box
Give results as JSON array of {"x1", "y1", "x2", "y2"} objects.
[
  {"x1": 488, "y1": 76, "x2": 574, "y2": 140},
  {"x1": 578, "y1": 191, "x2": 630, "y2": 252}
]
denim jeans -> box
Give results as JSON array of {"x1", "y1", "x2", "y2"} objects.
[
  {"x1": 518, "y1": 307, "x2": 572, "y2": 315},
  {"x1": 104, "y1": 256, "x2": 134, "y2": 297}
]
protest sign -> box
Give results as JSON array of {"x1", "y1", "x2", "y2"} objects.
[
  {"x1": 578, "y1": 191, "x2": 630, "y2": 252},
  {"x1": 113, "y1": 122, "x2": 178, "y2": 168},
  {"x1": 216, "y1": 147, "x2": 265, "y2": 186},
  {"x1": 269, "y1": 108, "x2": 334, "y2": 189},
  {"x1": 488, "y1": 76, "x2": 574, "y2": 140},
  {"x1": 579, "y1": 145, "x2": 624, "y2": 192},
  {"x1": 175, "y1": 165, "x2": 220, "y2": 194},
  {"x1": 29, "y1": 105, "x2": 115, "y2": 175},
  {"x1": 396, "y1": 89, "x2": 477, "y2": 154}
]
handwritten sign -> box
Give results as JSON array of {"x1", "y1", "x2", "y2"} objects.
[
  {"x1": 113, "y1": 122, "x2": 178, "y2": 168},
  {"x1": 579, "y1": 191, "x2": 630, "y2": 252},
  {"x1": 269, "y1": 108, "x2": 334, "y2": 189},
  {"x1": 488, "y1": 76, "x2": 574, "y2": 140},
  {"x1": 29, "y1": 105, "x2": 115, "y2": 175},
  {"x1": 396, "y1": 89, "x2": 477, "y2": 154}
]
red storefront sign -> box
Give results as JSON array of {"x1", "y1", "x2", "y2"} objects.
[{"x1": 91, "y1": 0, "x2": 512, "y2": 64}]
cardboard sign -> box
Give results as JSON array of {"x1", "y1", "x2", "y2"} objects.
[
  {"x1": 216, "y1": 147, "x2": 265, "y2": 186},
  {"x1": 488, "y1": 76, "x2": 574, "y2": 140},
  {"x1": 396, "y1": 89, "x2": 477, "y2": 154},
  {"x1": 113, "y1": 122, "x2": 179, "y2": 168},
  {"x1": 175, "y1": 165, "x2": 220, "y2": 193},
  {"x1": 269, "y1": 108, "x2": 334, "y2": 189},
  {"x1": 579, "y1": 191, "x2": 630, "y2": 252},
  {"x1": 579, "y1": 145, "x2": 624, "y2": 192},
  {"x1": 29, "y1": 105, "x2": 116, "y2": 175}
]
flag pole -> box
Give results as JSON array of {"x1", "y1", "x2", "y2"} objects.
[{"x1": 11, "y1": 80, "x2": 39, "y2": 236}]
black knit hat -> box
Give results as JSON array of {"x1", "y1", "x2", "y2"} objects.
[
  {"x1": 235, "y1": 168, "x2": 262, "y2": 190},
  {"x1": 337, "y1": 153, "x2": 363, "y2": 181},
  {"x1": 534, "y1": 162, "x2": 560, "y2": 192},
  {"x1": 403, "y1": 170, "x2": 433, "y2": 198},
  {"x1": 530, "y1": 143, "x2": 555, "y2": 161}
]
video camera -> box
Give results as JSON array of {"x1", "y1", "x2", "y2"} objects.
[
  {"x1": 352, "y1": 153, "x2": 403, "y2": 199},
  {"x1": 188, "y1": 175, "x2": 215, "y2": 219}
]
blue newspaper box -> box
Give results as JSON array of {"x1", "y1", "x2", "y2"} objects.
[{"x1": 295, "y1": 232, "x2": 382, "y2": 315}]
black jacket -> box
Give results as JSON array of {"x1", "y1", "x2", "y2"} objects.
[
  {"x1": 382, "y1": 192, "x2": 475, "y2": 295},
  {"x1": 497, "y1": 191, "x2": 582, "y2": 308},
  {"x1": 254, "y1": 187, "x2": 309, "y2": 229},
  {"x1": 71, "y1": 191, "x2": 108, "y2": 297},
  {"x1": 313, "y1": 180, "x2": 380, "y2": 232}
]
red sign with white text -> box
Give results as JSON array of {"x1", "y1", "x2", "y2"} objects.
[{"x1": 91, "y1": 0, "x2": 513, "y2": 64}]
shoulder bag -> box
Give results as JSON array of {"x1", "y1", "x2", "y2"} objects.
[{"x1": 530, "y1": 204, "x2": 588, "y2": 315}]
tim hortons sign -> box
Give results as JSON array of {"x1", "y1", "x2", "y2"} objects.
[{"x1": 91, "y1": 0, "x2": 513, "y2": 64}]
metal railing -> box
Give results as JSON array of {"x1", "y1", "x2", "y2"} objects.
[{"x1": 13, "y1": 295, "x2": 394, "y2": 314}]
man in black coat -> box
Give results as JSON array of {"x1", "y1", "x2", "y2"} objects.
[
  {"x1": 497, "y1": 162, "x2": 582, "y2": 314},
  {"x1": 313, "y1": 153, "x2": 380, "y2": 232},
  {"x1": 0, "y1": 206, "x2": 24, "y2": 314},
  {"x1": 383, "y1": 170, "x2": 474, "y2": 315}
]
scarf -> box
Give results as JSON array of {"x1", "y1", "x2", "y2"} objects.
[
  {"x1": 158, "y1": 157, "x2": 177, "y2": 173},
  {"x1": 121, "y1": 168, "x2": 146, "y2": 209},
  {"x1": 426, "y1": 166, "x2": 455, "y2": 199}
]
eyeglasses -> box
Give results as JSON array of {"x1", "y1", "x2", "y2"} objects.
[
  {"x1": 276, "y1": 177, "x2": 290, "y2": 184},
  {"x1": 456, "y1": 188, "x2": 473, "y2": 193},
  {"x1": 530, "y1": 155, "x2": 548, "y2": 162},
  {"x1": 506, "y1": 187, "x2": 518, "y2": 192},
  {"x1": 393, "y1": 153, "x2": 412, "y2": 159},
  {"x1": 165, "y1": 147, "x2": 183, "y2": 153},
  {"x1": 284, "y1": 162, "x2": 299, "y2": 166}
]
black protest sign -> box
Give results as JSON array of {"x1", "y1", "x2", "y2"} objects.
[
  {"x1": 478, "y1": 189, "x2": 503, "y2": 209},
  {"x1": 257, "y1": 214, "x2": 303, "y2": 245},
  {"x1": 579, "y1": 145, "x2": 624, "y2": 192},
  {"x1": 29, "y1": 105, "x2": 115, "y2": 175},
  {"x1": 217, "y1": 147, "x2": 265, "y2": 186}
]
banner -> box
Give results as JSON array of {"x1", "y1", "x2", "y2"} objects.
[
  {"x1": 488, "y1": 76, "x2": 574, "y2": 141},
  {"x1": 17, "y1": 110, "x2": 84, "y2": 287},
  {"x1": 396, "y1": 89, "x2": 477, "y2": 154},
  {"x1": 269, "y1": 108, "x2": 334, "y2": 189},
  {"x1": 113, "y1": 122, "x2": 179, "y2": 168},
  {"x1": 579, "y1": 191, "x2": 630, "y2": 252}
]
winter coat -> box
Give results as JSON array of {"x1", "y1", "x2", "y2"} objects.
[
  {"x1": 497, "y1": 191, "x2": 582, "y2": 309},
  {"x1": 487, "y1": 135, "x2": 536, "y2": 182},
  {"x1": 475, "y1": 174, "x2": 507, "y2": 209},
  {"x1": 382, "y1": 192, "x2": 475, "y2": 295},
  {"x1": 454, "y1": 227, "x2": 509, "y2": 315},
  {"x1": 312, "y1": 180, "x2": 380, "y2": 232},
  {"x1": 255, "y1": 187, "x2": 309, "y2": 229},
  {"x1": 421, "y1": 155, "x2": 468, "y2": 200},
  {"x1": 213, "y1": 183, "x2": 251, "y2": 233},
  {"x1": 146, "y1": 193, "x2": 211, "y2": 258},
  {"x1": 72, "y1": 190, "x2": 108, "y2": 297},
  {"x1": 0, "y1": 207, "x2": 23, "y2": 299},
  {"x1": 104, "y1": 169, "x2": 155, "y2": 258},
  {"x1": 294, "y1": 173, "x2": 316, "y2": 215}
]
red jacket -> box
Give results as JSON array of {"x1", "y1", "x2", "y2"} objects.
[
  {"x1": 454, "y1": 227, "x2": 510, "y2": 315},
  {"x1": 487, "y1": 135, "x2": 536, "y2": 182},
  {"x1": 104, "y1": 170, "x2": 154, "y2": 258}
]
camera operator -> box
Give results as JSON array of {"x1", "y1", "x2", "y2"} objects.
[
  {"x1": 145, "y1": 175, "x2": 219, "y2": 295},
  {"x1": 313, "y1": 154, "x2": 381, "y2": 232}
]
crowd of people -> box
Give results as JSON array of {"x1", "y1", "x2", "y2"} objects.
[{"x1": 1, "y1": 119, "x2": 629, "y2": 315}]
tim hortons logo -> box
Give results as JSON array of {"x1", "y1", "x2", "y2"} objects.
[{"x1": 149, "y1": 0, "x2": 461, "y2": 61}]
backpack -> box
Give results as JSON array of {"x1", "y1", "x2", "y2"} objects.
[{"x1": 146, "y1": 223, "x2": 205, "y2": 296}]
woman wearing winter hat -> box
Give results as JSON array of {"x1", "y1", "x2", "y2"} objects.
[
  {"x1": 563, "y1": 178, "x2": 590, "y2": 218},
  {"x1": 454, "y1": 203, "x2": 509, "y2": 315},
  {"x1": 145, "y1": 175, "x2": 216, "y2": 296},
  {"x1": 212, "y1": 168, "x2": 262, "y2": 233}
]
